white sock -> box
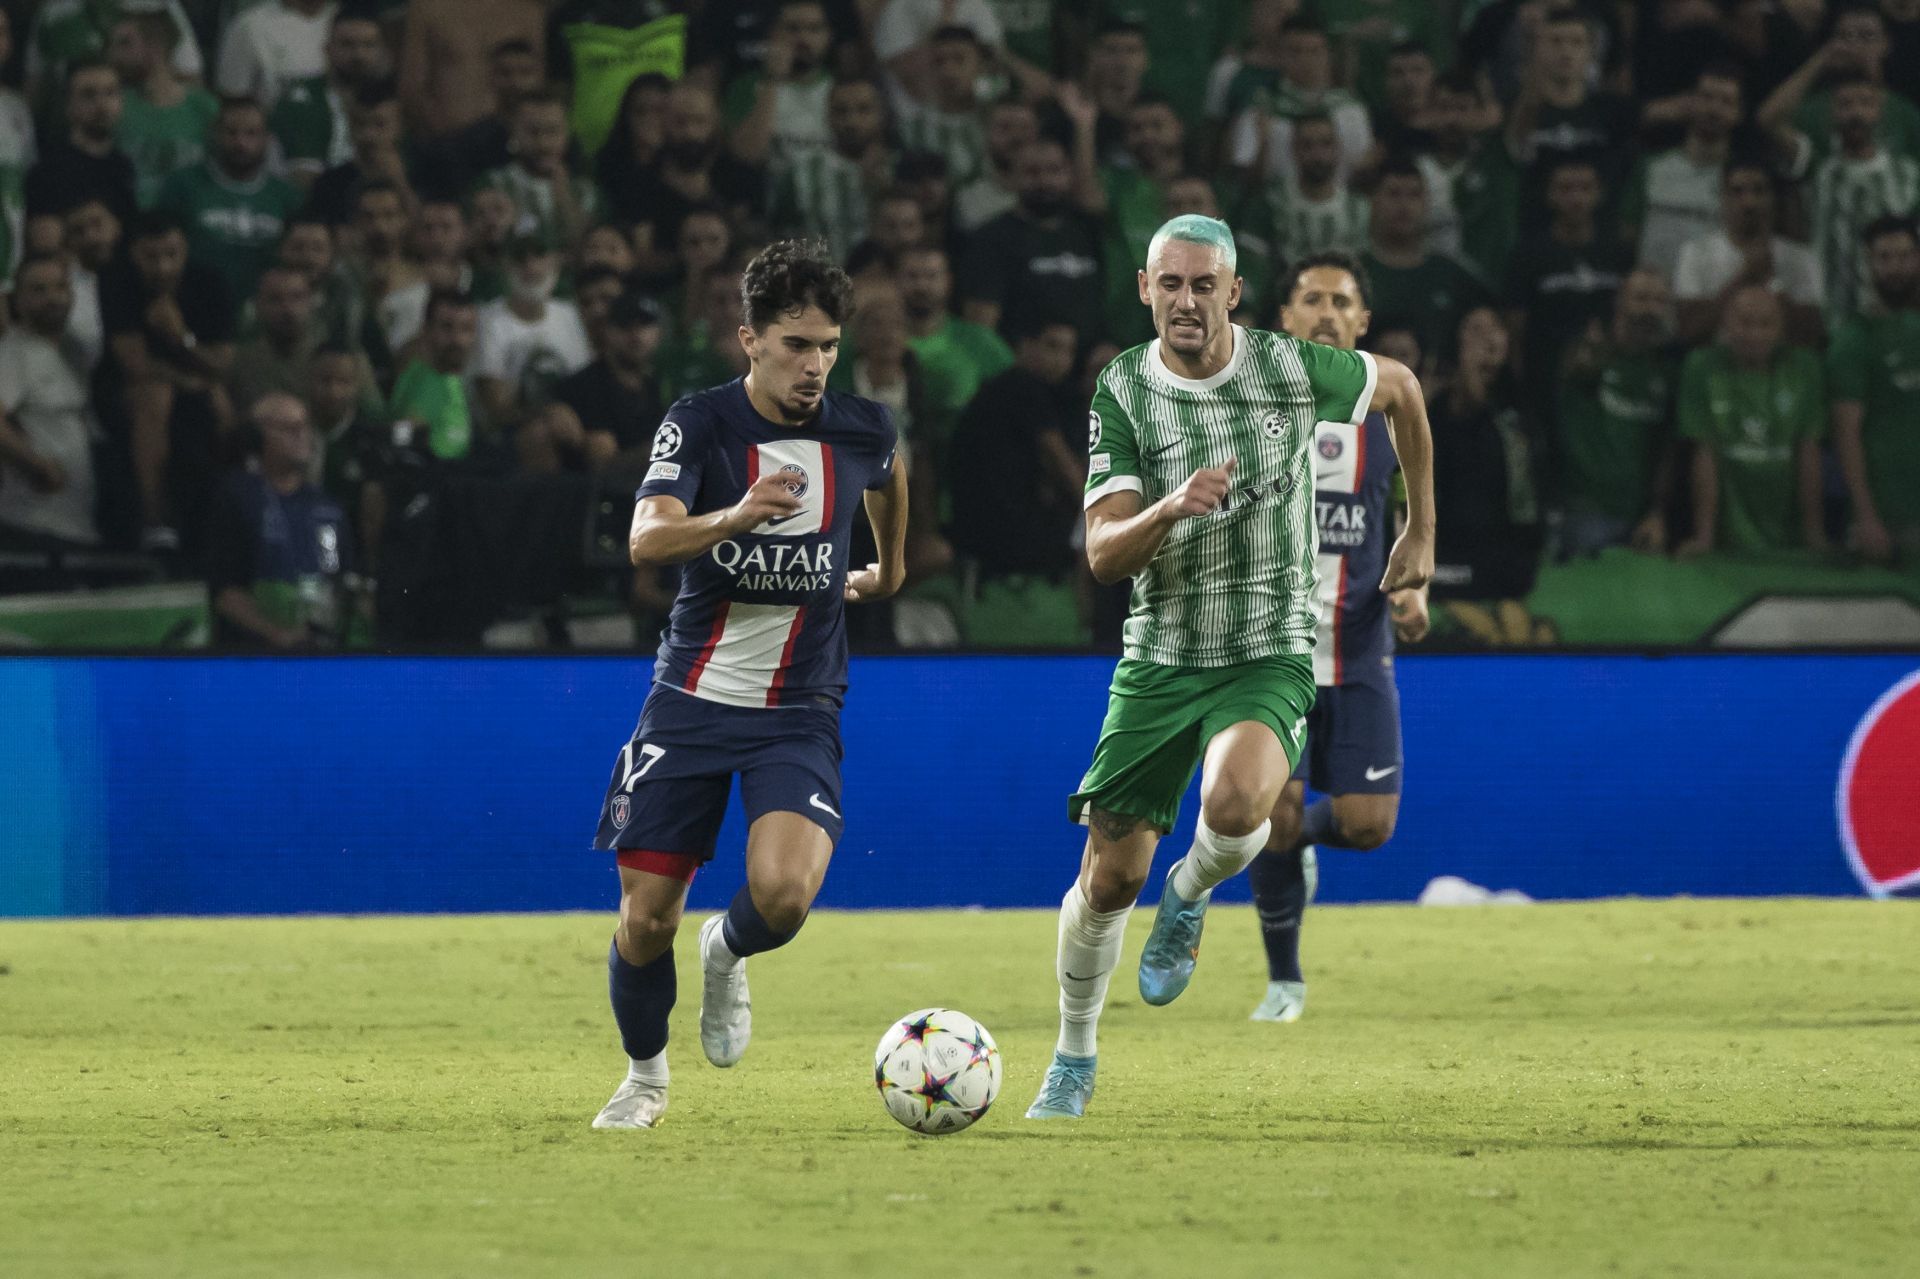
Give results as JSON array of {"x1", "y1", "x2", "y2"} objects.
[
  {"x1": 704, "y1": 917, "x2": 742, "y2": 969},
  {"x1": 626, "y1": 1051, "x2": 668, "y2": 1088},
  {"x1": 1055, "y1": 880, "x2": 1133, "y2": 1058},
  {"x1": 1171, "y1": 816, "x2": 1272, "y2": 900}
]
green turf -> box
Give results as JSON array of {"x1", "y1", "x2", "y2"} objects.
[{"x1": 2, "y1": 900, "x2": 1916, "y2": 1278}]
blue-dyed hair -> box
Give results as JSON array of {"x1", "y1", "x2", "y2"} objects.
[{"x1": 1146, "y1": 213, "x2": 1237, "y2": 276}]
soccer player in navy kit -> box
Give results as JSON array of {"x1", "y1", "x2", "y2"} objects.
[
  {"x1": 590, "y1": 241, "x2": 908, "y2": 1129},
  {"x1": 1247, "y1": 252, "x2": 1431, "y2": 1024}
]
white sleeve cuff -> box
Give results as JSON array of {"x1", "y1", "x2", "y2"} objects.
[
  {"x1": 1084, "y1": 474, "x2": 1145, "y2": 510},
  {"x1": 1350, "y1": 350, "x2": 1379, "y2": 424}
]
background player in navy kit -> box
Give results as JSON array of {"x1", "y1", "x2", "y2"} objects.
[
  {"x1": 1247, "y1": 252, "x2": 1431, "y2": 1024},
  {"x1": 589, "y1": 241, "x2": 908, "y2": 1129}
]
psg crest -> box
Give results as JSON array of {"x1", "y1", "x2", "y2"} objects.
[
  {"x1": 777, "y1": 463, "x2": 810, "y2": 499},
  {"x1": 1318, "y1": 432, "x2": 1344, "y2": 459},
  {"x1": 610, "y1": 793, "x2": 631, "y2": 829}
]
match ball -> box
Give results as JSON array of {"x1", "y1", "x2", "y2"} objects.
[{"x1": 873, "y1": 1008, "x2": 1002, "y2": 1135}]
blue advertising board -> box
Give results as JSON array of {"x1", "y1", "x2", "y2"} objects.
[{"x1": 2, "y1": 655, "x2": 1915, "y2": 917}]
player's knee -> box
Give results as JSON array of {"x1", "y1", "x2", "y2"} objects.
[
  {"x1": 752, "y1": 881, "x2": 814, "y2": 936},
  {"x1": 1200, "y1": 790, "x2": 1269, "y2": 840},
  {"x1": 1338, "y1": 815, "x2": 1396, "y2": 851},
  {"x1": 616, "y1": 901, "x2": 680, "y2": 960},
  {"x1": 1087, "y1": 861, "x2": 1147, "y2": 911}
]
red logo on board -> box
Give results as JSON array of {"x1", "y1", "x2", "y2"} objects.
[{"x1": 1838, "y1": 671, "x2": 1920, "y2": 897}]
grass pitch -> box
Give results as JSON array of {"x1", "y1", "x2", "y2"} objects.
[{"x1": 2, "y1": 899, "x2": 1916, "y2": 1278}]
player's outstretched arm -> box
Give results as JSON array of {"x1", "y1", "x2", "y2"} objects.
[
  {"x1": 847, "y1": 458, "x2": 908, "y2": 603},
  {"x1": 1084, "y1": 459, "x2": 1238, "y2": 585},
  {"x1": 1371, "y1": 357, "x2": 1436, "y2": 594},
  {"x1": 628, "y1": 480, "x2": 804, "y2": 567}
]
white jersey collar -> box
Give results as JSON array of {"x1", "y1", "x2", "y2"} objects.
[{"x1": 1148, "y1": 323, "x2": 1244, "y2": 392}]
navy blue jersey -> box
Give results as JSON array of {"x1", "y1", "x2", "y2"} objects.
[
  {"x1": 637, "y1": 379, "x2": 896, "y2": 709},
  {"x1": 1309, "y1": 409, "x2": 1398, "y2": 687}
]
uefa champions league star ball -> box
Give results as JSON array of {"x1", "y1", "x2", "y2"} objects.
[{"x1": 873, "y1": 1008, "x2": 1003, "y2": 1135}]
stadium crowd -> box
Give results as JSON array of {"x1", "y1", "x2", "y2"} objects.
[{"x1": 0, "y1": 0, "x2": 1916, "y2": 649}]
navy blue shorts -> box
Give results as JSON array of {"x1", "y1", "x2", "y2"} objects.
[
  {"x1": 593, "y1": 684, "x2": 845, "y2": 862},
  {"x1": 1290, "y1": 676, "x2": 1403, "y2": 796}
]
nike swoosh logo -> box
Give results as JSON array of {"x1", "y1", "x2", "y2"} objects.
[
  {"x1": 808, "y1": 793, "x2": 841, "y2": 820},
  {"x1": 1064, "y1": 971, "x2": 1101, "y2": 982},
  {"x1": 1146, "y1": 441, "x2": 1180, "y2": 459},
  {"x1": 1364, "y1": 765, "x2": 1399, "y2": 781}
]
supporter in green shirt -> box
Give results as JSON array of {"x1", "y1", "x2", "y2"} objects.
[
  {"x1": 389, "y1": 289, "x2": 480, "y2": 461},
  {"x1": 472, "y1": 89, "x2": 601, "y2": 254},
  {"x1": 269, "y1": 6, "x2": 391, "y2": 187},
  {"x1": 897, "y1": 243, "x2": 1013, "y2": 433},
  {"x1": 156, "y1": 96, "x2": 299, "y2": 303},
  {"x1": 1099, "y1": 0, "x2": 1247, "y2": 123},
  {"x1": 106, "y1": 9, "x2": 216, "y2": 207},
  {"x1": 1098, "y1": 95, "x2": 1181, "y2": 347},
  {"x1": 1677, "y1": 285, "x2": 1827, "y2": 557},
  {"x1": 1827, "y1": 215, "x2": 1920, "y2": 564},
  {"x1": 1554, "y1": 269, "x2": 1681, "y2": 556},
  {"x1": 1361, "y1": 156, "x2": 1493, "y2": 360}
]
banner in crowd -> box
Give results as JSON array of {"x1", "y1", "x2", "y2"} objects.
[{"x1": 3, "y1": 654, "x2": 1915, "y2": 917}]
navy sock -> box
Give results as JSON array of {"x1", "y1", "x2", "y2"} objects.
[
  {"x1": 720, "y1": 884, "x2": 804, "y2": 958},
  {"x1": 1248, "y1": 848, "x2": 1306, "y2": 983},
  {"x1": 608, "y1": 938, "x2": 675, "y2": 1060},
  {"x1": 1298, "y1": 798, "x2": 1336, "y2": 849}
]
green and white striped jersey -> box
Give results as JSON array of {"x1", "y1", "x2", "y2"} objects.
[
  {"x1": 895, "y1": 101, "x2": 986, "y2": 188},
  {"x1": 1811, "y1": 149, "x2": 1920, "y2": 323},
  {"x1": 769, "y1": 148, "x2": 872, "y2": 263},
  {"x1": 1264, "y1": 179, "x2": 1369, "y2": 262},
  {"x1": 1084, "y1": 325, "x2": 1378, "y2": 667}
]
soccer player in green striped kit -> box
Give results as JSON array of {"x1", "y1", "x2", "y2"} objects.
[{"x1": 1027, "y1": 214, "x2": 1436, "y2": 1119}]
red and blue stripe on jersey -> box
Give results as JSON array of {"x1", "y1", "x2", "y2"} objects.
[
  {"x1": 1311, "y1": 410, "x2": 1398, "y2": 688},
  {"x1": 638, "y1": 379, "x2": 896, "y2": 709}
]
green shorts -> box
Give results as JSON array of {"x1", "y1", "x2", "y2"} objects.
[{"x1": 1068, "y1": 653, "x2": 1317, "y2": 833}]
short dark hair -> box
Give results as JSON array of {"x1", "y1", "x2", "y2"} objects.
[
  {"x1": 333, "y1": 3, "x2": 385, "y2": 30},
  {"x1": 740, "y1": 239, "x2": 852, "y2": 331},
  {"x1": 1542, "y1": 149, "x2": 1603, "y2": 182},
  {"x1": 515, "y1": 86, "x2": 569, "y2": 116},
  {"x1": 425, "y1": 288, "x2": 477, "y2": 324},
  {"x1": 128, "y1": 209, "x2": 187, "y2": 243},
  {"x1": 575, "y1": 264, "x2": 625, "y2": 294},
  {"x1": 66, "y1": 58, "x2": 116, "y2": 91},
  {"x1": 1286, "y1": 250, "x2": 1373, "y2": 310},
  {"x1": 356, "y1": 179, "x2": 404, "y2": 208},
  {"x1": 1095, "y1": 19, "x2": 1147, "y2": 43},
  {"x1": 217, "y1": 93, "x2": 267, "y2": 119},
  {"x1": 1372, "y1": 153, "x2": 1424, "y2": 187},
  {"x1": 314, "y1": 341, "x2": 359, "y2": 362},
  {"x1": 1541, "y1": 5, "x2": 1591, "y2": 31},
  {"x1": 1723, "y1": 152, "x2": 1774, "y2": 186},
  {"x1": 1821, "y1": 67, "x2": 1879, "y2": 96},
  {"x1": 1862, "y1": 213, "x2": 1919, "y2": 249}
]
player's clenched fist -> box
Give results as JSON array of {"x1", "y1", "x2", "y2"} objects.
[
  {"x1": 1161, "y1": 457, "x2": 1238, "y2": 519},
  {"x1": 727, "y1": 473, "x2": 805, "y2": 531}
]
